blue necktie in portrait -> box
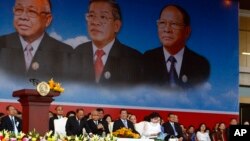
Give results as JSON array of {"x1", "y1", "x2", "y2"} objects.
[{"x1": 168, "y1": 56, "x2": 178, "y2": 87}]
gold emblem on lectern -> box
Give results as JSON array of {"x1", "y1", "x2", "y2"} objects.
[{"x1": 37, "y1": 81, "x2": 50, "y2": 96}]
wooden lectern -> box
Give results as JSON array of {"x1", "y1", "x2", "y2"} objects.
[{"x1": 13, "y1": 89, "x2": 60, "y2": 134}]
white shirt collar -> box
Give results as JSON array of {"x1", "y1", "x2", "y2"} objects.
[
  {"x1": 9, "y1": 115, "x2": 14, "y2": 119},
  {"x1": 92, "y1": 39, "x2": 115, "y2": 65},
  {"x1": 163, "y1": 47, "x2": 185, "y2": 76},
  {"x1": 19, "y1": 33, "x2": 45, "y2": 56}
]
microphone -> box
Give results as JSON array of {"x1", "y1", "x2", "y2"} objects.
[{"x1": 29, "y1": 78, "x2": 40, "y2": 86}]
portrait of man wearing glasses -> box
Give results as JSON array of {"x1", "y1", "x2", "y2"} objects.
[
  {"x1": 0, "y1": 0, "x2": 73, "y2": 81},
  {"x1": 143, "y1": 4, "x2": 210, "y2": 89},
  {"x1": 73, "y1": 0, "x2": 142, "y2": 86}
]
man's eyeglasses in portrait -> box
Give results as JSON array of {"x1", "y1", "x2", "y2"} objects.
[
  {"x1": 85, "y1": 13, "x2": 114, "y2": 25},
  {"x1": 157, "y1": 19, "x2": 185, "y2": 30},
  {"x1": 13, "y1": 6, "x2": 50, "y2": 18}
]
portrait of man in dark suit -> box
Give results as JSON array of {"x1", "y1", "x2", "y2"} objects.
[
  {"x1": 0, "y1": 0, "x2": 73, "y2": 81},
  {"x1": 72, "y1": 0, "x2": 142, "y2": 86},
  {"x1": 143, "y1": 4, "x2": 210, "y2": 89}
]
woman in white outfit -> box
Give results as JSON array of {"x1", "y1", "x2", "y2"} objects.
[
  {"x1": 142, "y1": 112, "x2": 162, "y2": 139},
  {"x1": 196, "y1": 123, "x2": 211, "y2": 141}
]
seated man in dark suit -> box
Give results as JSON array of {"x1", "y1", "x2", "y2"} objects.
[
  {"x1": 0, "y1": 0, "x2": 73, "y2": 81},
  {"x1": 0, "y1": 105, "x2": 22, "y2": 133},
  {"x1": 87, "y1": 110, "x2": 109, "y2": 136},
  {"x1": 113, "y1": 109, "x2": 138, "y2": 134},
  {"x1": 143, "y1": 4, "x2": 210, "y2": 89},
  {"x1": 162, "y1": 113, "x2": 183, "y2": 141},
  {"x1": 65, "y1": 108, "x2": 92, "y2": 136},
  {"x1": 96, "y1": 108, "x2": 109, "y2": 133},
  {"x1": 73, "y1": 0, "x2": 143, "y2": 86}
]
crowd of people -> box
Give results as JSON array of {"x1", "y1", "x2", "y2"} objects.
[{"x1": 0, "y1": 105, "x2": 246, "y2": 141}]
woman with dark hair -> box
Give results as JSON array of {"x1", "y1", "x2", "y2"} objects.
[
  {"x1": 103, "y1": 114, "x2": 113, "y2": 132},
  {"x1": 213, "y1": 122, "x2": 227, "y2": 141},
  {"x1": 196, "y1": 123, "x2": 211, "y2": 141},
  {"x1": 66, "y1": 111, "x2": 76, "y2": 118},
  {"x1": 142, "y1": 112, "x2": 162, "y2": 139}
]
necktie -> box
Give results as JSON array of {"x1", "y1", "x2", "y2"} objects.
[
  {"x1": 123, "y1": 120, "x2": 128, "y2": 128},
  {"x1": 24, "y1": 44, "x2": 33, "y2": 70},
  {"x1": 171, "y1": 123, "x2": 178, "y2": 136},
  {"x1": 95, "y1": 121, "x2": 98, "y2": 126},
  {"x1": 11, "y1": 117, "x2": 18, "y2": 134},
  {"x1": 78, "y1": 119, "x2": 81, "y2": 126},
  {"x1": 11, "y1": 117, "x2": 15, "y2": 127},
  {"x1": 168, "y1": 56, "x2": 178, "y2": 87},
  {"x1": 94, "y1": 50, "x2": 105, "y2": 82}
]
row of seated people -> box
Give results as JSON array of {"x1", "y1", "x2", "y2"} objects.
[{"x1": 0, "y1": 105, "x2": 243, "y2": 141}]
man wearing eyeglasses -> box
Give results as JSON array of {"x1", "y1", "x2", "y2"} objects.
[
  {"x1": 0, "y1": 0, "x2": 73, "y2": 81},
  {"x1": 143, "y1": 4, "x2": 210, "y2": 89},
  {"x1": 73, "y1": 0, "x2": 142, "y2": 85}
]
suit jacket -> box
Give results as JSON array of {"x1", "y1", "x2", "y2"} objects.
[
  {"x1": 87, "y1": 119, "x2": 109, "y2": 136},
  {"x1": 0, "y1": 115, "x2": 22, "y2": 132},
  {"x1": 65, "y1": 116, "x2": 91, "y2": 136},
  {"x1": 143, "y1": 47, "x2": 210, "y2": 88},
  {"x1": 0, "y1": 32, "x2": 73, "y2": 81},
  {"x1": 162, "y1": 122, "x2": 183, "y2": 140},
  {"x1": 113, "y1": 119, "x2": 138, "y2": 134},
  {"x1": 72, "y1": 39, "x2": 143, "y2": 86}
]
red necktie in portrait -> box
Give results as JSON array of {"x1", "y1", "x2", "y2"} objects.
[{"x1": 94, "y1": 49, "x2": 105, "y2": 82}]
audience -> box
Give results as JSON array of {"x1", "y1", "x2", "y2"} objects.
[{"x1": 0, "y1": 106, "x2": 239, "y2": 141}]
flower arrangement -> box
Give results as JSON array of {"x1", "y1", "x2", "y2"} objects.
[
  {"x1": 28, "y1": 129, "x2": 40, "y2": 141},
  {"x1": 112, "y1": 127, "x2": 140, "y2": 139},
  {"x1": 48, "y1": 79, "x2": 64, "y2": 93},
  {"x1": 0, "y1": 130, "x2": 25, "y2": 141},
  {"x1": 0, "y1": 130, "x2": 117, "y2": 141}
]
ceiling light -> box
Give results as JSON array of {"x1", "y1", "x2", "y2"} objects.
[{"x1": 242, "y1": 52, "x2": 250, "y2": 55}]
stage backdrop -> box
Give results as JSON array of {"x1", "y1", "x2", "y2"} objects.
[{"x1": 0, "y1": 0, "x2": 238, "y2": 120}]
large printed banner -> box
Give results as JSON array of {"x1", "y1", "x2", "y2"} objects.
[{"x1": 0, "y1": 0, "x2": 238, "y2": 114}]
